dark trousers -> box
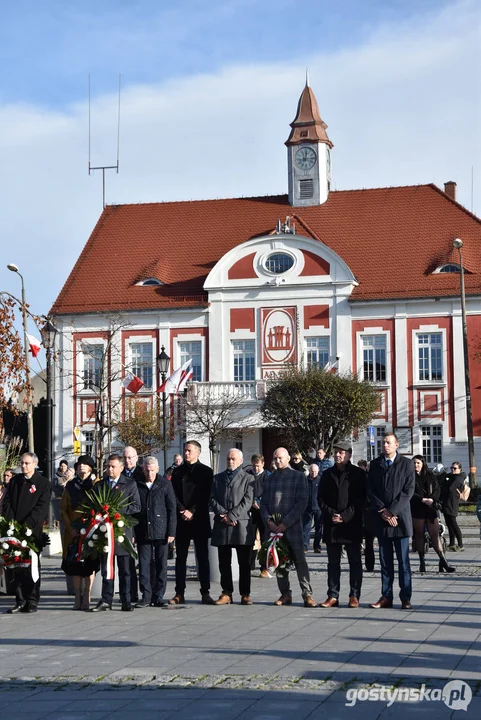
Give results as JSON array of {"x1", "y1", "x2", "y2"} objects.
[
  {"x1": 444, "y1": 514, "x2": 463, "y2": 548},
  {"x1": 378, "y1": 536, "x2": 412, "y2": 602},
  {"x1": 138, "y1": 540, "x2": 168, "y2": 603},
  {"x1": 175, "y1": 533, "x2": 210, "y2": 595},
  {"x1": 326, "y1": 542, "x2": 362, "y2": 599},
  {"x1": 129, "y1": 556, "x2": 138, "y2": 600},
  {"x1": 251, "y1": 508, "x2": 266, "y2": 569},
  {"x1": 302, "y1": 509, "x2": 323, "y2": 550},
  {"x1": 101, "y1": 554, "x2": 131, "y2": 605},
  {"x1": 218, "y1": 545, "x2": 251, "y2": 597},
  {"x1": 364, "y1": 530, "x2": 375, "y2": 571},
  {"x1": 277, "y1": 544, "x2": 313, "y2": 598},
  {"x1": 14, "y1": 563, "x2": 41, "y2": 608}
]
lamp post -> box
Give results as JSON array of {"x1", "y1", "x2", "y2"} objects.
[
  {"x1": 41, "y1": 319, "x2": 57, "y2": 525},
  {"x1": 7, "y1": 263, "x2": 34, "y2": 453},
  {"x1": 157, "y1": 346, "x2": 170, "y2": 474},
  {"x1": 453, "y1": 239, "x2": 477, "y2": 488}
]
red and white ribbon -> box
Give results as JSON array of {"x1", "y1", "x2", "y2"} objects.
[
  {"x1": 78, "y1": 513, "x2": 116, "y2": 580},
  {"x1": 0, "y1": 536, "x2": 39, "y2": 581},
  {"x1": 266, "y1": 532, "x2": 284, "y2": 574}
]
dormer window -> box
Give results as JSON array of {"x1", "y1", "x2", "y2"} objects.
[
  {"x1": 432, "y1": 264, "x2": 461, "y2": 274},
  {"x1": 300, "y1": 130, "x2": 308, "y2": 138},
  {"x1": 135, "y1": 278, "x2": 163, "y2": 286}
]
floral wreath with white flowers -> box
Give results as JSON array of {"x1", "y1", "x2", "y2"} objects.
[{"x1": 0, "y1": 516, "x2": 40, "y2": 571}]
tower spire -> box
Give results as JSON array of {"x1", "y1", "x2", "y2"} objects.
[
  {"x1": 305, "y1": 68, "x2": 309, "y2": 87},
  {"x1": 285, "y1": 83, "x2": 332, "y2": 147}
]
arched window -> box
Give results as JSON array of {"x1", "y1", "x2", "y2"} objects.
[
  {"x1": 135, "y1": 278, "x2": 163, "y2": 286},
  {"x1": 433, "y1": 264, "x2": 461, "y2": 274}
]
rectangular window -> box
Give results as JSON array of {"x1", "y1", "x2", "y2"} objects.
[
  {"x1": 421, "y1": 426, "x2": 442, "y2": 464},
  {"x1": 305, "y1": 337, "x2": 329, "y2": 370},
  {"x1": 83, "y1": 430, "x2": 94, "y2": 457},
  {"x1": 418, "y1": 333, "x2": 443, "y2": 381},
  {"x1": 362, "y1": 335, "x2": 387, "y2": 383},
  {"x1": 81, "y1": 343, "x2": 104, "y2": 390},
  {"x1": 232, "y1": 340, "x2": 255, "y2": 382},
  {"x1": 179, "y1": 341, "x2": 202, "y2": 382},
  {"x1": 130, "y1": 341, "x2": 153, "y2": 389},
  {"x1": 366, "y1": 425, "x2": 386, "y2": 459}
]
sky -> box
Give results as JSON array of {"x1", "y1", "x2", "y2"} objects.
[{"x1": 0, "y1": 0, "x2": 480, "y2": 327}]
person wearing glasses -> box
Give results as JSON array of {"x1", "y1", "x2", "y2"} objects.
[{"x1": 440, "y1": 462, "x2": 466, "y2": 552}]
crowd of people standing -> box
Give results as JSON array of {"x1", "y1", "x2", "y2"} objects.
[{"x1": 0, "y1": 435, "x2": 475, "y2": 614}]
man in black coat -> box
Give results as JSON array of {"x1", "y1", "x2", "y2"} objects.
[
  {"x1": 92, "y1": 453, "x2": 141, "y2": 612},
  {"x1": 169, "y1": 440, "x2": 215, "y2": 605},
  {"x1": 246, "y1": 453, "x2": 270, "y2": 577},
  {"x1": 367, "y1": 433, "x2": 415, "y2": 610},
  {"x1": 3, "y1": 452, "x2": 51, "y2": 614},
  {"x1": 133, "y1": 456, "x2": 176, "y2": 608},
  {"x1": 318, "y1": 442, "x2": 366, "y2": 608},
  {"x1": 122, "y1": 446, "x2": 144, "y2": 603}
]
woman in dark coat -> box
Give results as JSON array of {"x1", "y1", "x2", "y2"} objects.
[
  {"x1": 60, "y1": 455, "x2": 99, "y2": 610},
  {"x1": 439, "y1": 461, "x2": 466, "y2": 551},
  {"x1": 411, "y1": 455, "x2": 454, "y2": 574}
]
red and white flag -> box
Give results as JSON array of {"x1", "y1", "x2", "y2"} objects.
[
  {"x1": 122, "y1": 371, "x2": 144, "y2": 394},
  {"x1": 158, "y1": 359, "x2": 193, "y2": 395},
  {"x1": 324, "y1": 359, "x2": 339, "y2": 374},
  {"x1": 26, "y1": 334, "x2": 42, "y2": 358}
]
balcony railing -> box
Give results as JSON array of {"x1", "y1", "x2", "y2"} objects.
[{"x1": 188, "y1": 381, "x2": 263, "y2": 403}]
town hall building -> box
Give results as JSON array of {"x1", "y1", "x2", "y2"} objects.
[{"x1": 51, "y1": 81, "x2": 481, "y2": 471}]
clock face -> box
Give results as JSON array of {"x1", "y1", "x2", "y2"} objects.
[{"x1": 295, "y1": 146, "x2": 317, "y2": 171}]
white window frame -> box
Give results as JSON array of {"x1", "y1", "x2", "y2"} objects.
[
  {"x1": 420, "y1": 425, "x2": 443, "y2": 465},
  {"x1": 175, "y1": 336, "x2": 205, "y2": 382},
  {"x1": 77, "y1": 339, "x2": 106, "y2": 394},
  {"x1": 304, "y1": 336, "x2": 330, "y2": 370},
  {"x1": 361, "y1": 333, "x2": 388, "y2": 384},
  {"x1": 126, "y1": 338, "x2": 155, "y2": 392},
  {"x1": 366, "y1": 425, "x2": 386, "y2": 460},
  {"x1": 231, "y1": 339, "x2": 256, "y2": 382},
  {"x1": 356, "y1": 329, "x2": 390, "y2": 387},
  {"x1": 414, "y1": 329, "x2": 446, "y2": 384}
]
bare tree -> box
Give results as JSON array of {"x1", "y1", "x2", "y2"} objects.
[
  {"x1": 114, "y1": 397, "x2": 167, "y2": 458},
  {"x1": 183, "y1": 384, "x2": 258, "y2": 473}
]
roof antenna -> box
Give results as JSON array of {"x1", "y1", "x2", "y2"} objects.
[
  {"x1": 305, "y1": 68, "x2": 310, "y2": 87},
  {"x1": 88, "y1": 73, "x2": 121, "y2": 209}
]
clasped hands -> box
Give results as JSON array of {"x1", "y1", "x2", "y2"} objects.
[
  {"x1": 220, "y1": 513, "x2": 237, "y2": 526},
  {"x1": 379, "y1": 508, "x2": 398, "y2": 526},
  {"x1": 267, "y1": 519, "x2": 286, "y2": 533},
  {"x1": 332, "y1": 513, "x2": 344, "y2": 524},
  {"x1": 180, "y1": 509, "x2": 193, "y2": 521}
]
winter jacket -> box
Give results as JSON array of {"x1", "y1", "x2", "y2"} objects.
[
  {"x1": 134, "y1": 474, "x2": 176, "y2": 543},
  {"x1": 318, "y1": 462, "x2": 366, "y2": 544}
]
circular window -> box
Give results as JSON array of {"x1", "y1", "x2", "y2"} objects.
[{"x1": 265, "y1": 252, "x2": 294, "y2": 275}]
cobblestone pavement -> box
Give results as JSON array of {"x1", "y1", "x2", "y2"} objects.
[{"x1": 0, "y1": 515, "x2": 480, "y2": 718}]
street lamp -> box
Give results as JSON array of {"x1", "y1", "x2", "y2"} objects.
[
  {"x1": 453, "y1": 238, "x2": 477, "y2": 488},
  {"x1": 7, "y1": 263, "x2": 34, "y2": 453},
  {"x1": 157, "y1": 346, "x2": 170, "y2": 474},
  {"x1": 41, "y1": 319, "x2": 57, "y2": 524}
]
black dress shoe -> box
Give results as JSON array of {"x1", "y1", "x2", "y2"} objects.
[
  {"x1": 121, "y1": 604, "x2": 134, "y2": 612},
  {"x1": 21, "y1": 605, "x2": 37, "y2": 614},
  {"x1": 91, "y1": 600, "x2": 112, "y2": 612},
  {"x1": 135, "y1": 599, "x2": 150, "y2": 608},
  {"x1": 151, "y1": 600, "x2": 167, "y2": 607},
  {"x1": 7, "y1": 604, "x2": 26, "y2": 614}
]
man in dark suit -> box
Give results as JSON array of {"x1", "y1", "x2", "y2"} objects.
[
  {"x1": 122, "y1": 446, "x2": 144, "y2": 603},
  {"x1": 169, "y1": 440, "x2": 215, "y2": 605},
  {"x1": 318, "y1": 441, "x2": 366, "y2": 608},
  {"x1": 260, "y1": 447, "x2": 317, "y2": 607},
  {"x1": 92, "y1": 453, "x2": 141, "y2": 612},
  {"x1": 246, "y1": 453, "x2": 270, "y2": 577},
  {"x1": 134, "y1": 457, "x2": 176, "y2": 608},
  {"x1": 367, "y1": 433, "x2": 415, "y2": 610},
  {"x1": 3, "y1": 452, "x2": 51, "y2": 614},
  {"x1": 210, "y1": 449, "x2": 254, "y2": 605}
]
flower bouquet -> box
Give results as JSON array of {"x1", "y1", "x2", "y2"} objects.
[
  {"x1": 0, "y1": 516, "x2": 40, "y2": 578},
  {"x1": 75, "y1": 485, "x2": 138, "y2": 579},
  {"x1": 257, "y1": 513, "x2": 295, "y2": 578}
]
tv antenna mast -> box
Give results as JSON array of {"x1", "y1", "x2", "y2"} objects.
[{"x1": 88, "y1": 73, "x2": 121, "y2": 208}]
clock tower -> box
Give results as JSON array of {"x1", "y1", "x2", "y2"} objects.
[{"x1": 286, "y1": 79, "x2": 333, "y2": 207}]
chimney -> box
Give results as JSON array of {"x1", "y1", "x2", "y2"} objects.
[{"x1": 444, "y1": 181, "x2": 457, "y2": 201}]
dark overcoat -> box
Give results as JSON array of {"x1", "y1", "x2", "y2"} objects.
[
  {"x1": 134, "y1": 474, "x2": 177, "y2": 543},
  {"x1": 209, "y1": 468, "x2": 254, "y2": 546},
  {"x1": 410, "y1": 470, "x2": 440, "y2": 520},
  {"x1": 260, "y1": 467, "x2": 308, "y2": 549},
  {"x1": 366, "y1": 454, "x2": 415, "y2": 538},
  {"x1": 440, "y1": 473, "x2": 466, "y2": 517},
  {"x1": 95, "y1": 476, "x2": 141, "y2": 556},
  {"x1": 171, "y1": 460, "x2": 213, "y2": 539},
  {"x1": 3, "y1": 471, "x2": 51, "y2": 543},
  {"x1": 318, "y1": 462, "x2": 366, "y2": 544}
]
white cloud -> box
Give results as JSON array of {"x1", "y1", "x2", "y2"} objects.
[{"x1": 0, "y1": 0, "x2": 479, "y2": 318}]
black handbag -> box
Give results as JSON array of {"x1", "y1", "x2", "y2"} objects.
[{"x1": 65, "y1": 542, "x2": 80, "y2": 565}]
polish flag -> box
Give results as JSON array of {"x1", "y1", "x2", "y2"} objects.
[
  {"x1": 324, "y1": 359, "x2": 339, "y2": 374},
  {"x1": 158, "y1": 359, "x2": 193, "y2": 395},
  {"x1": 122, "y1": 371, "x2": 144, "y2": 394},
  {"x1": 27, "y1": 334, "x2": 42, "y2": 358}
]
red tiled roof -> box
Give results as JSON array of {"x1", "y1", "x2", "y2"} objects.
[{"x1": 51, "y1": 184, "x2": 481, "y2": 315}]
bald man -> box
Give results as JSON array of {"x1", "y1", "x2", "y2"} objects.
[{"x1": 261, "y1": 448, "x2": 317, "y2": 607}]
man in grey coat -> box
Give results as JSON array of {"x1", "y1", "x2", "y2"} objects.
[
  {"x1": 367, "y1": 433, "x2": 415, "y2": 610},
  {"x1": 261, "y1": 447, "x2": 317, "y2": 607},
  {"x1": 210, "y1": 449, "x2": 254, "y2": 605}
]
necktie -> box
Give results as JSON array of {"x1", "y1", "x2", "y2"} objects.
[{"x1": 386, "y1": 459, "x2": 392, "y2": 469}]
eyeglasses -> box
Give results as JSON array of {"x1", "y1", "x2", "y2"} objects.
[{"x1": 451, "y1": 466, "x2": 459, "y2": 470}]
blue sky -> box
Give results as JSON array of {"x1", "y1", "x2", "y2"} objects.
[{"x1": 0, "y1": 0, "x2": 479, "y2": 321}]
